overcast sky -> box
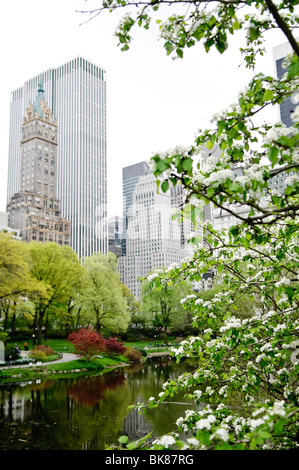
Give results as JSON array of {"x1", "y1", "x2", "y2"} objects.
[{"x1": 0, "y1": 0, "x2": 286, "y2": 218}]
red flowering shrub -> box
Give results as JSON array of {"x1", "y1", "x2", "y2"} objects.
[
  {"x1": 104, "y1": 337, "x2": 126, "y2": 357},
  {"x1": 68, "y1": 328, "x2": 106, "y2": 361}
]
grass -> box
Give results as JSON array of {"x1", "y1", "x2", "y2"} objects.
[{"x1": 8, "y1": 337, "x2": 181, "y2": 354}]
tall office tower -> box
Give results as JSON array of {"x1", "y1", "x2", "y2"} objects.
[
  {"x1": 118, "y1": 172, "x2": 183, "y2": 299},
  {"x1": 7, "y1": 56, "x2": 107, "y2": 260},
  {"x1": 7, "y1": 81, "x2": 70, "y2": 245}
]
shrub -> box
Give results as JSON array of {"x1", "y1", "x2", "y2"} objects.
[
  {"x1": 33, "y1": 345, "x2": 55, "y2": 356},
  {"x1": 132, "y1": 345, "x2": 147, "y2": 357},
  {"x1": 104, "y1": 337, "x2": 126, "y2": 357},
  {"x1": 67, "y1": 328, "x2": 106, "y2": 361},
  {"x1": 124, "y1": 347, "x2": 143, "y2": 363},
  {"x1": 29, "y1": 350, "x2": 48, "y2": 361}
]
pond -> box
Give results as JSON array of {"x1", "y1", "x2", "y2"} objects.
[{"x1": 0, "y1": 356, "x2": 201, "y2": 450}]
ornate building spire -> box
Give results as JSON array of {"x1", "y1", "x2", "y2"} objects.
[{"x1": 33, "y1": 75, "x2": 46, "y2": 119}]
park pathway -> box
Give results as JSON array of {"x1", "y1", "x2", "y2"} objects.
[{"x1": 1, "y1": 352, "x2": 79, "y2": 370}]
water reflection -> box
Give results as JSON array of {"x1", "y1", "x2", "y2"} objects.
[{"x1": 0, "y1": 356, "x2": 198, "y2": 450}]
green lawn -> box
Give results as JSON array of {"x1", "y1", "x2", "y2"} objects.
[{"x1": 8, "y1": 337, "x2": 181, "y2": 354}]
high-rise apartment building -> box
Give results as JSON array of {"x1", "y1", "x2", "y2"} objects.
[
  {"x1": 7, "y1": 80, "x2": 70, "y2": 245},
  {"x1": 7, "y1": 56, "x2": 107, "y2": 260}
]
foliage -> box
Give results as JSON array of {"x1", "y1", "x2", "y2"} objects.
[
  {"x1": 141, "y1": 270, "x2": 194, "y2": 340},
  {"x1": 28, "y1": 349, "x2": 48, "y2": 361},
  {"x1": 29, "y1": 242, "x2": 85, "y2": 344},
  {"x1": 68, "y1": 328, "x2": 106, "y2": 361},
  {"x1": 0, "y1": 234, "x2": 47, "y2": 337},
  {"x1": 81, "y1": 0, "x2": 299, "y2": 450},
  {"x1": 124, "y1": 346, "x2": 143, "y2": 363},
  {"x1": 32, "y1": 344, "x2": 55, "y2": 356},
  {"x1": 104, "y1": 337, "x2": 126, "y2": 357},
  {"x1": 82, "y1": 252, "x2": 131, "y2": 335}
]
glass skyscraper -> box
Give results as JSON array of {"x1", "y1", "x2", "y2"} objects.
[{"x1": 7, "y1": 56, "x2": 107, "y2": 260}]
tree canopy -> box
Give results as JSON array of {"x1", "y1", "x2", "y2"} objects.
[
  {"x1": 80, "y1": 0, "x2": 299, "y2": 450},
  {"x1": 83, "y1": 252, "x2": 131, "y2": 335}
]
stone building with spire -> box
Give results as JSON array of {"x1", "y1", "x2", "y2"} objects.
[{"x1": 6, "y1": 80, "x2": 70, "y2": 246}]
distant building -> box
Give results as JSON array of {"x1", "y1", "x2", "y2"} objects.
[
  {"x1": 118, "y1": 172, "x2": 183, "y2": 299},
  {"x1": 0, "y1": 212, "x2": 21, "y2": 239},
  {"x1": 108, "y1": 215, "x2": 124, "y2": 258},
  {"x1": 7, "y1": 80, "x2": 70, "y2": 246},
  {"x1": 273, "y1": 41, "x2": 298, "y2": 127},
  {"x1": 122, "y1": 161, "x2": 151, "y2": 255},
  {"x1": 7, "y1": 56, "x2": 107, "y2": 260}
]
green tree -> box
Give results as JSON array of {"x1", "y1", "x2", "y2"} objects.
[
  {"x1": 81, "y1": 0, "x2": 299, "y2": 450},
  {"x1": 29, "y1": 242, "x2": 84, "y2": 345},
  {"x1": 0, "y1": 233, "x2": 48, "y2": 337},
  {"x1": 83, "y1": 252, "x2": 130, "y2": 335},
  {"x1": 141, "y1": 270, "x2": 194, "y2": 340}
]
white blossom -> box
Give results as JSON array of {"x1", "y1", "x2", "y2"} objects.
[
  {"x1": 291, "y1": 105, "x2": 299, "y2": 123},
  {"x1": 153, "y1": 435, "x2": 176, "y2": 448},
  {"x1": 214, "y1": 427, "x2": 230, "y2": 441},
  {"x1": 187, "y1": 437, "x2": 200, "y2": 447},
  {"x1": 195, "y1": 418, "x2": 212, "y2": 430}
]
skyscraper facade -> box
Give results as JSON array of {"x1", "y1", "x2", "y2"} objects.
[
  {"x1": 7, "y1": 56, "x2": 107, "y2": 260},
  {"x1": 118, "y1": 172, "x2": 183, "y2": 299},
  {"x1": 7, "y1": 81, "x2": 70, "y2": 245}
]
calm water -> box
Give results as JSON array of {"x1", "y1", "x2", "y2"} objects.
[{"x1": 0, "y1": 356, "x2": 199, "y2": 450}]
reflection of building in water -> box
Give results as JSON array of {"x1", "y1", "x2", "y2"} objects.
[
  {"x1": 122, "y1": 407, "x2": 151, "y2": 440},
  {"x1": 2, "y1": 396, "x2": 26, "y2": 421}
]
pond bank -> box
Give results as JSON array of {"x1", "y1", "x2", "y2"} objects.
[{"x1": 0, "y1": 349, "x2": 172, "y2": 383}]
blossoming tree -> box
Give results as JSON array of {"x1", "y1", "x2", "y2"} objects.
[{"x1": 80, "y1": 0, "x2": 299, "y2": 450}]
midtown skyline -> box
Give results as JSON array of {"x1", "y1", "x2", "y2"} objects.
[{"x1": 0, "y1": 1, "x2": 285, "y2": 222}]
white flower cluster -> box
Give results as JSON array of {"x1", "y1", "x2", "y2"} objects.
[
  {"x1": 153, "y1": 434, "x2": 176, "y2": 448},
  {"x1": 263, "y1": 125, "x2": 294, "y2": 145},
  {"x1": 180, "y1": 294, "x2": 196, "y2": 304},
  {"x1": 213, "y1": 427, "x2": 230, "y2": 442},
  {"x1": 147, "y1": 268, "x2": 164, "y2": 282},
  {"x1": 195, "y1": 413, "x2": 216, "y2": 430},
  {"x1": 291, "y1": 105, "x2": 299, "y2": 123},
  {"x1": 204, "y1": 168, "x2": 235, "y2": 185},
  {"x1": 275, "y1": 277, "x2": 291, "y2": 288},
  {"x1": 285, "y1": 174, "x2": 299, "y2": 186},
  {"x1": 220, "y1": 316, "x2": 242, "y2": 332}
]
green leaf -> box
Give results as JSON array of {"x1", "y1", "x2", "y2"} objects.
[
  {"x1": 176, "y1": 48, "x2": 183, "y2": 58},
  {"x1": 249, "y1": 27, "x2": 259, "y2": 41},
  {"x1": 206, "y1": 140, "x2": 214, "y2": 150},
  {"x1": 161, "y1": 181, "x2": 169, "y2": 193},
  {"x1": 182, "y1": 157, "x2": 193, "y2": 173},
  {"x1": 287, "y1": 60, "x2": 299, "y2": 79},
  {"x1": 118, "y1": 435, "x2": 129, "y2": 444},
  {"x1": 268, "y1": 146, "x2": 279, "y2": 166},
  {"x1": 232, "y1": 20, "x2": 241, "y2": 30},
  {"x1": 263, "y1": 89, "x2": 273, "y2": 101}
]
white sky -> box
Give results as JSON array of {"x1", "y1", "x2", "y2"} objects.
[{"x1": 0, "y1": 0, "x2": 287, "y2": 217}]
